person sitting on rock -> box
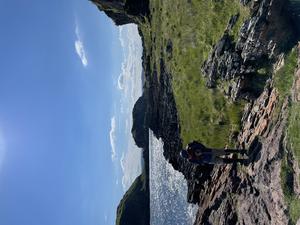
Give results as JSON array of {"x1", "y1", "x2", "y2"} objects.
[{"x1": 180, "y1": 141, "x2": 248, "y2": 165}]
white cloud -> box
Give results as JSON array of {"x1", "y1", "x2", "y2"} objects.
[
  {"x1": 119, "y1": 153, "x2": 127, "y2": 190},
  {"x1": 109, "y1": 117, "x2": 117, "y2": 161},
  {"x1": 119, "y1": 143, "x2": 142, "y2": 191},
  {"x1": 74, "y1": 24, "x2": 88, "y2": 67},
  {"x1": 117, "y1": 72, "x2": 124, "y2": 90},
  {"x1": 117, "y1": 24, "x2": 143, "y2": 101},
  {"x1": 125, "y1": 119, "x2": 129, "y2": 135},
  {"x1": 75, "y1": 41, "x2": 88, "y2": 67},
  {"x1": 118, "y1": 26, "x2": 126, "y2": 50},
  {"x1": 120, "y1": 152, "x2": 125, "y2": 173},
  {"x1": 113, "y1": 24, "x2": 144, "y2": 191}
]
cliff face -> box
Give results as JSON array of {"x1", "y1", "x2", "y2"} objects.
[
  {"x1": 132, "y1": 94, "x2": 148, "y2": 149},
  {"x1": 189, "y1": 1, "x2": 300, "y2": 224},
  {"x1": 115, "y1": 172, "x2": 149, "y2": 225},
  {"x1": 90, "y1": 0, "x2": 149, "y2": 25},
  {"x1": 92, "y1": 0, "x2": 300, "y2": 224},
  {"x1": 203, "y1": 0, "x2": 298, "y2": 100},
  {"x1": 194, "y1": 84, "x2": 290, "y2": 224},
  {"x1": 193, "y1": 47, "x2": 300, "y2": 225}
]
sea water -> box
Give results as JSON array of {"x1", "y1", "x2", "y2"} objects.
[{"x1": 149, "y1": 130, "x2": 197, "y2": 225}]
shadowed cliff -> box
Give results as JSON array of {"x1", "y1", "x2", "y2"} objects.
[{"x1": 90, "y1": 0, "x2": 149, "y2": 25}]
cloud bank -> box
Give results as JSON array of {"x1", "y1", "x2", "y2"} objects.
[
  {"x1": 117, "y1": 24, "x2": 143, "y2": 191},
  {"x1": 75, "y1": 24, "x2": 88, "y2": 67},
  {"x1": 109, "y1": 117, "x2": 117, "y2": 161},
  {"x1": 120, "y1": 147, "x2": 142, "y2": 191}
]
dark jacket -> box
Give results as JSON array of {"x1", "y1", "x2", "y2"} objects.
[{"x1": 186, "y1": 141, "x2": 211, "y2": 162}]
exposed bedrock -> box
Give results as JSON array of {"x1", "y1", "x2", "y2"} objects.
[
  {"x1": 90, "y1": 0, "x2": 149, "y2": 25},
  {"x1": 192, "y1": 46, "x2": 300, "y2": 225},
  {"x1": 203, "y1": 0, "x2": 298, "y2": 100},
  {"x1": 194, "y1": 82, "x2": 289, "y2": 225},
  {"x1": 132, "y1": 94, "x2": 148, "y2": 149},
  {"x1": 91, "y1": 0, "x2": 300, "y2": 224}
]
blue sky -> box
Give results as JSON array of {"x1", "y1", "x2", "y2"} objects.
[{"x1": 0, "y1": 1, "x2": 142, "y2": 225}]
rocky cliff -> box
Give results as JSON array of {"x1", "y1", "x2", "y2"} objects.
[
  {"x1": 193, "y1": 46, "x2": 300, "y2": 225},
  {"x1": 115, "y1": 171, "x2": 149, "y2": 225},
  {"x1": 92, "y1": 0, "x2": 300, "y2": 224},
  {"x1": 132, "y1": 94, "x2": 148, "y2": 149},
  {"x1": 190, "y1": 1, "x2": 300, "y2": 224},
  {"x1": 203, "y1": 0, "x2": 298, "y2": 100},
  {"x1": 90, "y1": 0, "x2": 149, "y2": 25}
]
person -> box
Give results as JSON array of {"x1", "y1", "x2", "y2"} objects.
[{"x1": 180, "y1": 141, "x2": 248, "y2": 165}]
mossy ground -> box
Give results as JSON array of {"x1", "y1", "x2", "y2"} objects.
[
  {"x1": 274, "y1": 49, "x2": 299, "y2": 163},
  {"x1": 275, "y1": 50, "x2": 298, "y2": 98},
  {"x1": 285, "y1": 74, "x2": 300, "y2": 225},
  {"x1": 288, "y1": 103, "x2": 300, "y2": 164},
  {"x1": 281, "y1": 155, "x2": 300, "y2": 225},
  {"x1": 275, "y1": 47, "x2": 300, "y2": 225},
  {"x1": 282, "y1": 49, "x2": 300, "y2": 165},
  {"x1": 141, "y1": 0, "x2": 249, "y2": 148}
]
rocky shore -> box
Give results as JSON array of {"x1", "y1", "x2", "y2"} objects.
[{"x1": 92, "y1": 0, "x2": 300, "y2": 224}]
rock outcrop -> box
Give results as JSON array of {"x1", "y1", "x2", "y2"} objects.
[
  {"x1": 203, "y1": 0, "x2": 298, "y2": 100},
  {"x1": 132, "y1": 94, "x2": 148, "y2": 149},
  {"x1": 90, "y1": 0, "x2": 149, "y2": 25},
  {"x1": 193, "y1": 82, "x2": 289, "y2": 225},
  {"x1": 191, "y1": 44, "x2": 300, "y2": 225},
  {"x1": 92, "y1": 0, "x2": 300, "y2": 224},
  {"x1": 116, "y1": 172, "x2": 150, "y2": 225}
]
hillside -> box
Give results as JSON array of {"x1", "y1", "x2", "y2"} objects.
[
  {"x1": 115, "y1": 167, "x2": 149, "y2": 225},
  {"x1": 92, "y1": 0, "x2": 300, "y2": 224}
]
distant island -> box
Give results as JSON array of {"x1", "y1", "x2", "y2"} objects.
[{"x1": 92, "y1": 0, "x2": 300, "y2": 225}]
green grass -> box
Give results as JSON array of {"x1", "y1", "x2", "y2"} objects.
[
  {"x1": 275, "y1": 49, "x2": 298, "y2": 98},
  {"x1": 273, "y1": 47, "x2": 300, "y2": 165},
  {"x1": 116, "y1": 167, "x2": 149, "y2": 225},
  {"x1": 142, "y1": 0, "x2": 249, "y2": 148},
  {"x1": 281, "y1": 155, "x2": 300, "y2": 225},
  {"x1": 288, "y1": 103, "x2": 300, "y2": 165},
  {"x1": 285, "y1": 101, "x2": 300, "y2": 224},
  {"x1": 275, "y1": 47, "x2": 300, "y2": 225},
  {"x1": 272, "y1": 48, "x2": 298, "y2": 130}
]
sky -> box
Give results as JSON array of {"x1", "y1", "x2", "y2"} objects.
[
  {"x1": 0, "y1": 1, "x2": 143, "y2": 225},
  {"x1": 112, "y1": 25, "x2": 143, "y2": 191}
]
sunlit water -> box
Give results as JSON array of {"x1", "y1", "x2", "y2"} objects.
[{"x1": 149, "y1": 130, "x2": 197, "y2": 225}]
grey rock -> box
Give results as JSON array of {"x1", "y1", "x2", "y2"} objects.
[
  {"x1": 202, "y1": 0, "x2": 298, "y2": 100},
  {"x1": 90, "y1": 0, "x2": 149, "y2": 26}
]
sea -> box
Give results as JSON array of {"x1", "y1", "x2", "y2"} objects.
[{"x1": 149, "y1": 130, "x2": 197, "y2": 225}]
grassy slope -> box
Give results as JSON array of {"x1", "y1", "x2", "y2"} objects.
[
  {"x1": 141, "y1": 0, "x2": 249, "y2": 148},
  {"x1": 283, "y1": 49, "x2": 300, "y2": 166},
  {"x1": 116, "y1": 167, "x2": 149, "y2": 225},
  {"x1": 288, "y1": 103, "x2": 300, "y2": 164},
  {"x1": 287, "y1": 102, "x2": 300, "y2": 225},
  {"x1": 275, "y1": 48, "x2": 300, "y2": 225},
  {"x1": 138, "y1": 0, "x2": 300, "y2": 223},
  {"x1": 281, "y1": 157, "x2": 300, "y2": 225},
  {"x1": 285, "y1": 49, "x2": 300, "y2": 225}
]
